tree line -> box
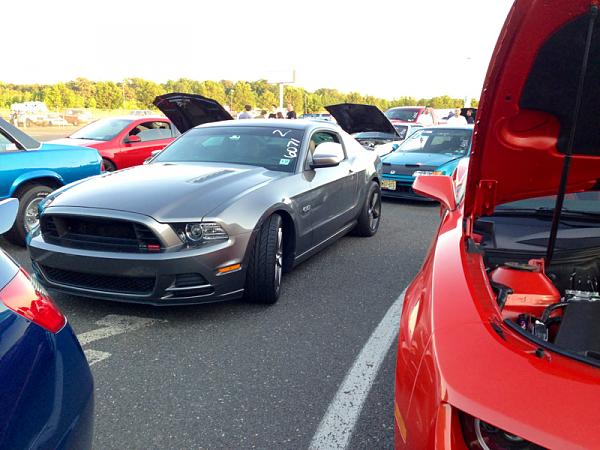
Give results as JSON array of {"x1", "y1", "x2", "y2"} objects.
[{"x1": 0, "y1": 78, "x2": 477, "y2": 114}]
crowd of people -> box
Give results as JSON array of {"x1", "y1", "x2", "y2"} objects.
[
  {"x1": 237, "y1": 104, "x2": 297, "y2": 120},
  {"x1": 416, "y1": 106, "x2": 476, "y2": 126}
]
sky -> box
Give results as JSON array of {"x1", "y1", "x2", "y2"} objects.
[{"x1": 2, "y1": 0, "x2": 514, "y2": 100}]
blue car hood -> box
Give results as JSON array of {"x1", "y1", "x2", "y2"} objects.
[
  {"x1": 39, "y1": 143, "x2": 93, "y2": 151},
  {"x1": 382, "y1": 151, "x2": 463, "y2": 168}
]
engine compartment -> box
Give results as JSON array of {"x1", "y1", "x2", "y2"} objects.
[{"x1": 480, "y1": 219, "x2": 600, "y2": 363}]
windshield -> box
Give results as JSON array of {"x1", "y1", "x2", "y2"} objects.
[
  {"x1": 497, "y1": 191, "x2": 600, "y2": 214},
  {"x1": 393, "y1": 125, "x2": 409, "y2": 140},
  {"x1": 71, "y1": 118, "x2": 131, "y2": 141},
  {"x1": 385, "y1": 108, "x2": 421, "y2": 122},
  {"x1": 153, "y1": 126, "x2": 305, "y2": 173},
  {"x1": 398, "y1": 128, "x2": 472, "y2": 155}
]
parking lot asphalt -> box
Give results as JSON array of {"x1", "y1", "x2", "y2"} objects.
[{"x1": 1, "y1": 197, "x2": 438, "y2": 449}]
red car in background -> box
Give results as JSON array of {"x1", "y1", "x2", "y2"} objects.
[
  {"x1": 384, "y1": 106, "x2": 425, "y2": 125},
  {"x1": 51, "y1": 116, "x2": 177, "y2": 171},
  {"x1": 395, "y1": 1, "x2": 600, "y2": 448}
]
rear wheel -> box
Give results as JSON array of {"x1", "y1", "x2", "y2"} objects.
[
  {"x1": 102, "y1": 158, "x2": 116, "y2": 172},
  {"x1": 245, "y1": 214, "x2": 284, "y2": 304},
  {"x1": 4, "y1": 184, "x2": 54, "y2": 246},
  {"x1": 353, "y1": 181, "x2": 382, "y2": 237}
]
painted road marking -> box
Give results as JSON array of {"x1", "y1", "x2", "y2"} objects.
[
  {"x1": 84, "y1": 349, "x2": 112, "y2": 366},
  {"x1": 309, "y1": 289, "x2": 406, "y2": 450},
  {"x1": 79, "y1": 314, "x2": 166, "y2": 366}
]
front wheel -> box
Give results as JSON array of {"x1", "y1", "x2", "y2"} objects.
[
  {"x1": 244, "y1": 214, "x2": 284, "y2": 304},
  {"x1": 3, "y1": 184, "x2": 53, "y2": 246},
  {"x1": 102, "y1": 159, "x2": 116, "y2": 172},
  {"x1": 353, "y1": 181, "x2": 382, "y2": 237}
]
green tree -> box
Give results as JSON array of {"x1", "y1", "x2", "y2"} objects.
[
  {"x1": 200, "y1": 80, "x2": 227, "y2": 105},
  {"x1": 258, "y1": 90, "x2": 278, "y2": 110},
  {"x1": 95, "y1": 81, "x2": 123, "y2": 109},
  {"x1": 125, "y1": 78, "x2": 165, "y2": 109},
  {"x1": 283, "y1": 85, "x2": 305, "y2": 115},
  {"x1": 231, "y1": 81, "x2": 256, "y2": 111}
]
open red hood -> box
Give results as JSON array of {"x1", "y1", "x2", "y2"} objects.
[{"x1": 465, "y1": 0, "x2": 600, "y2": 221}]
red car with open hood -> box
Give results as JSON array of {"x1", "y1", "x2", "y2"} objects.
[{"x1": 395, "y1": 1, "x2": 600, "y2": 448}]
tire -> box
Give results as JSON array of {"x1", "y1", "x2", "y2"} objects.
[
  {"x1": 102, "y1": 159, "x2": 117, "y2": 172},
  {"x1": 244, "y1": 214, "x2": 284, "y2": 304},
  {"x1": 3, "y1": 184, "x2": 53, "y2": 246},
  {"x1": 353, "y1": 181, "x2": 382, "y2": 237}
]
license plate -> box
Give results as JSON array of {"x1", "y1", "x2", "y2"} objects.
[{"x1": 381, "y1": 179, "x2": 396, "y2": 190}]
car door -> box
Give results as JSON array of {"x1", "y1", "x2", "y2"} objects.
[
  {"x1": 120, "y1": 120, "x2": 175, "y2": 168},
  {"x1": 298, "y1": 130, "x2": 359, "y2": 248}
]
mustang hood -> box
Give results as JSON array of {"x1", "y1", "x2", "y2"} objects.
[
  {"x1": 47, "y1": 163, "x2": 283, "y2": 222},
  {"x1": 325, "y1": 103, "x2": 399, "y2": 136},
  {"x1": 153, "y1": 93, "x2": 233, "y2": 133},
  {"x1": 466, "y1": 0, "x2": 600, "y2": 220}
]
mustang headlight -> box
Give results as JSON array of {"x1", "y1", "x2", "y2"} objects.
[
  {"x1": 174, "y1": 222, "x2": 229, "y2": 246},
  {"x1": 459, "y1": 412, "x2": 544, "y2": 449}
]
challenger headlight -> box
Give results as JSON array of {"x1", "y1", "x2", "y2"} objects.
[{"x1": 173, "y1": 222, "x2": 229, "y2": 246}]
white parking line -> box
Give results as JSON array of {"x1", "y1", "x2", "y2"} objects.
[
  {"x1": 84, "y1": 349, "x2": 112, "y2": 366},
  {"x1": 78, "y1": 314, "x2": 164, "y2": 346},
  {"x1": 78, "y1": 314, "x2": 166, "y2": 367},
  {"x1": 309, "y1": 289, "x2": 406, "y2": 450}
]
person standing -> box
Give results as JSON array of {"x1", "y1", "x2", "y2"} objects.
[
  {"x1": 417, "y1": 106, "x2": 437, "y2": 126},
  {"x1": 447, "y1": 108, "x2": 468, "y2": 125},
  {"x1": 286, "y1": 103, "x2": 297, "y2": 119},
  {"x1": 465, "y1": 109, "x2": 475, "y2": 124},
  {"x1": 238, "y1": 105, "x2": 254, "y2": 119}
]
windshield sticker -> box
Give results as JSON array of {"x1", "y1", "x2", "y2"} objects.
[
  {"x1": 228, "y1": 135, "x2": 241, "y2": 141},
  {"x1": 273, "y1": 129, "x2": 292, "y2": 137},
  {"x1": 279, "y1": 158, "x2": 291, "y2": 165},
  {"x1": 284, "y1": 137, "x2": 301, "y2": 158}
]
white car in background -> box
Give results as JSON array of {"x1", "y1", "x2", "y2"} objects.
[{"x1": 372, "y1": 123, "x2": 423, "y2": 156}]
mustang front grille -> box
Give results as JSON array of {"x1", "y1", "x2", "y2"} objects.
[{"x1": 40, "y1": 215, "x2": 162, "y2": 253}]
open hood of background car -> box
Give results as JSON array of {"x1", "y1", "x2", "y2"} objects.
[
  {"x1": 153, "y1": 93, "x2": 233, "y2": 133},
  {"x1": 325, "y1": 103, "x2": 399, "y2": 137},
  {"x1": 0, "y1": 118, "x2": 41, "y2": 150},
  {"x1": 465, "y1": 0, "x2": 600, "y2": 221}
]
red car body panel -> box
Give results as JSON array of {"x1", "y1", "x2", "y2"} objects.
[
  {"x1": 395, "y1": 1, "x2": 600, "y2": 448},
  {"x1": 465, "y1": 0, "x2": 600, "y2": 220},
  {"x1": 54, "y1": 117, "x2": 175, "y2": 170}
]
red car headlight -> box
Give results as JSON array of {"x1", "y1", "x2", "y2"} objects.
[{"x1": 459, "y1": 412, "x2": 545, "y2": 449}]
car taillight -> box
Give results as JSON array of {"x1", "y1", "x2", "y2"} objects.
[
  {"x1": 0, "y1": 269, "x2": 66, "y2": 333},
  {"x1": 459, "y1": 412, "x2": 545, "y2": 449}
]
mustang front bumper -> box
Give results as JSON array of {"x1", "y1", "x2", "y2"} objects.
[{"x1": 28, "y1": 232, "x2": 252, "y2": 306}]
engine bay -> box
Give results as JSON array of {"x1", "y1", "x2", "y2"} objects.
[{"x1": 479, "y1": 215, "x2": 600, "y2": 363}]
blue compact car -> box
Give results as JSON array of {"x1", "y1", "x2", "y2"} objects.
[
  {"x1": 0, "y1": 117, "x2": 101, "y2": 245},
  {"x1": 0, "y1": 198, "x2": 94, "y2": 449},
  {"x1": 380, "y1": 125, "x2": 473, "y2": 200}
]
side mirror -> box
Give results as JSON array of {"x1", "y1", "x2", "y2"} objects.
[
  {"x1": 125, "y1": 135, "x2": 141, "y2": 144},
  {"x1": 0, "y1": 198, "x2": 19, "y2": 234},
  {"x1": 310, "y1": 142, "x2": 344, "y2": 168},
  {"x1": 412, "y1": 175, "x2": 456, "y2": 211}
]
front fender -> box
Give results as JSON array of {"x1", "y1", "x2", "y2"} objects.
[{"x1": 10, "y1": 170, "x2": 64, "y2": 196}]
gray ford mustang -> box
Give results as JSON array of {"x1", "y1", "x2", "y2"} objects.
[{"x1": 27, "y1": 93, "x2": 382, "y2": 305}]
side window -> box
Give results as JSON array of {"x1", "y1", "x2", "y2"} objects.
[
  {"x1": 0, "y1": 133, "x2": 18, "y2": 152},
  {"x1": 129, "y1": 121, "x2": 172, "y2": 142}
]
